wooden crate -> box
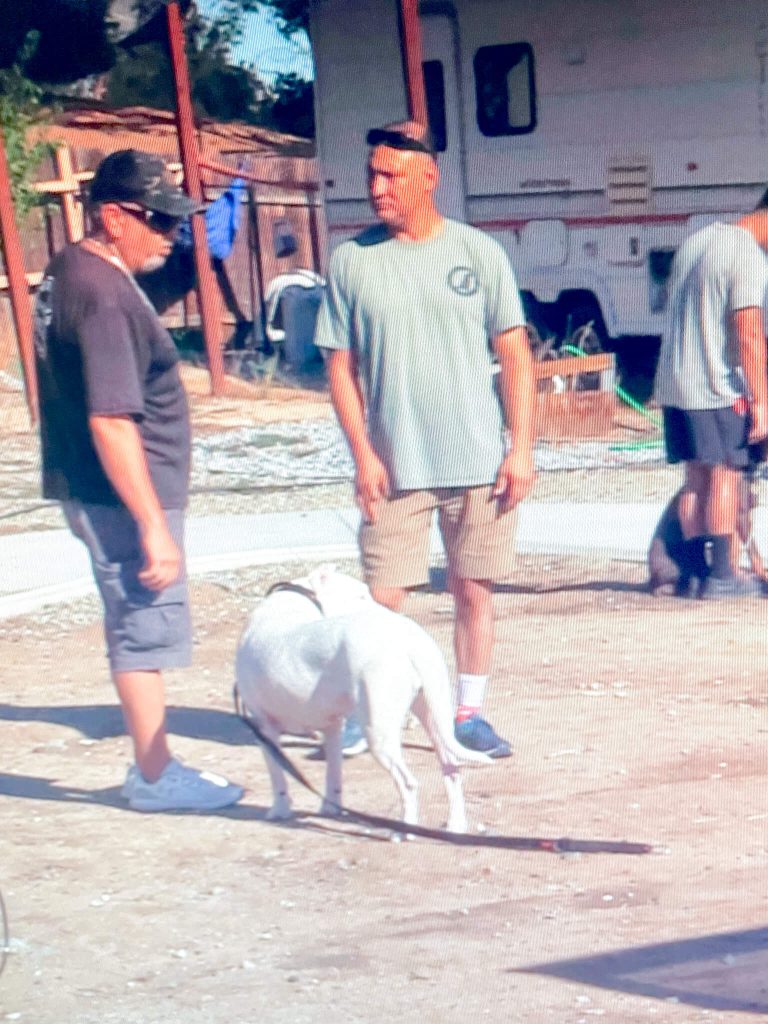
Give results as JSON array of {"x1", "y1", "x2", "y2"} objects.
[{"x1": 534, "y1": 353, "x2": 617, "y2": 439}]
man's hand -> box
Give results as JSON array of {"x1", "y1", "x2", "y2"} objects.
[
  {"x1": 749, "y1": 399, "x2": 768, "y2": 443},
  {"x1": 493, "y1": 449, "x2": 535, "y2": 512},
  {"x1": 137, "y1": 520, "x2": 182, "y2": 591},
  {"x1": 355, "y1": 449, "x2": 391, "y2": 523}
]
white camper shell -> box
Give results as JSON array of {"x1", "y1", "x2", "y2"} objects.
[{"x1": 309, "y1": 0, "x2": 768, "y2": 349}]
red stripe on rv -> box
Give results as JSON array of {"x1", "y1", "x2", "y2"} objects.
[{"x1": 474, "y1": 214, "x2": 691, "y2": 230}]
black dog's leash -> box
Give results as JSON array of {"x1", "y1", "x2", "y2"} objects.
[
  {"x1": 264, "y1": 581, "x2": 325, "y2": 613},
  {"x1": 233, "y1": 686, "x2": 655, "y2": 855}
]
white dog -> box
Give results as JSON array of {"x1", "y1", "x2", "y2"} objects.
[{"x1": 235, "y1": 566, "x2": 490, "y2": 833}]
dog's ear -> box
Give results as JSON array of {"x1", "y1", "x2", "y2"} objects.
[
  {"x1": 312, "y1": 563, "x2": 337, "y2": 582},
  {"x1": 308, "y1": 564, "x2": 336, "y2": 591}
]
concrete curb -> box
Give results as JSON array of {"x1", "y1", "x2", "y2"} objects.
[{"x1": 5, "y1": 500, "x2": 765, "y2": 621}]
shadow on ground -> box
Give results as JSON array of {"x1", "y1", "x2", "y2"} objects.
[
  {"x1": 0, "y1": 702, "x2": 252, "y2": 744},
  {"x1": 517, "y1": 927, "x2": 768, "y2": 1012},
  {"x1": 425, "y1": 566, "x2": 646, "y2": 596}
]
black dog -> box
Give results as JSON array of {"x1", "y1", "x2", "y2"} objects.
[{"x1": 648, "y1": 474, "x2": 763, "y2": 595}]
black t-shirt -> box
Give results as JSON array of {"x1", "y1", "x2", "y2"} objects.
[{"x1": 35, "y1": 244, "x2": 191, "y2": 508}]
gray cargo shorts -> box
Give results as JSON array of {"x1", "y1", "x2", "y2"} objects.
[{"x1": 63, "y1": 501, "x2": 192, "y2": 673}]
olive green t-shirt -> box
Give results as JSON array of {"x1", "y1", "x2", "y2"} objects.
[{"x1": 315, "y1": 218, "x2": 526, "y2": 489}]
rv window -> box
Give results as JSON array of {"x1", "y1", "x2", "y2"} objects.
[
  {"x1": 648, "y1": 249, "x2": 676, "y2": 313},
  {"x1": 474, "y1": 43, "x2": 536, "y2": 137},
  {"x1": 423, "y1": 60, "x2": 447, "y2": 152}
]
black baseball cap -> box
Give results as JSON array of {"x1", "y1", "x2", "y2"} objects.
[
  {"x1": 89, "y1": 149, "x2": 203, "y2": 217},
  {"x1": 366, "y1": 125, "x2": 436, "y2": 156}
]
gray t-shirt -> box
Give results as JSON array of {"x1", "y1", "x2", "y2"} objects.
[
  {"x1": 35, "y1": 244, "x2": 191, "y2": 508},
  {"x1": 315, "y1": 219, "x2": 526, "y2": 489},
  {"x1": 654, "y1": 222, "x2": 768, "y2": 409}
]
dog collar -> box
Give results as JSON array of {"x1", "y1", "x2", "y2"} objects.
[{"x1": 265, "y1": 581, "x2": 324, "y2": 614}]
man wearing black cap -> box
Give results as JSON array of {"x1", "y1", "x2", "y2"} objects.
[
  {"x1": 34, "y1": 149, "x2": 243, "y2": 811},
  {"x1": 315, "y1": 121, "x2": 536, "y2": 759}
]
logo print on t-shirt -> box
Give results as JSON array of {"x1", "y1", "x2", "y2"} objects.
[{"x1": 447, "y1": 266, "x2": 479, "y2": 297}]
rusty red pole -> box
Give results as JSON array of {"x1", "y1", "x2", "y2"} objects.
[
  {"x1": 165, "y1": 0, "x2": 226, "y2": 395},
  {"x1": 0, "y1": 126, "x2": 37, "y2": 424},
  {"x1": 399, "y1": 0, "x2": 428, "y2": 123}
]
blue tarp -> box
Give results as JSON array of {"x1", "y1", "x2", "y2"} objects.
[{"x1": 176, "y1": 177, "x2": 245, "y2": 260}]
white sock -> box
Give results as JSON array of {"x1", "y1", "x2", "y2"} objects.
[{"x1": 456, "y1": 673, "x2": 488, "y2": 721}]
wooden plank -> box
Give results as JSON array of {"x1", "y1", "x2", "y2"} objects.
[
  {"x1": 536, "y1": 391, "x2": 617, "y2": 440},
  {"x1": 54, "y1": 146, "x2": 84, "y2": 243},
  {"x1": 534, "y1": 353, "x2": 614, "y2": 379},
  {"x1": 0, "y1": 271, "x2": 44, "y2": 289}
]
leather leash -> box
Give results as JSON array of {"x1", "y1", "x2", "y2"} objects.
[
  {"x1": 233, "y1": 685, "x2": 655, "y2": 855},
  {"x1": 264, "y1": 581, "x2": 325, "y2": 614}
]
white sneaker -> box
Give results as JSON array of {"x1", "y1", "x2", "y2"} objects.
[{"x1": 125, "y1": 759, "x2": 244, "y2": 812}]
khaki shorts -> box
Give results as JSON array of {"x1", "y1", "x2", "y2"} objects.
[{"x1": 360, "y1": 485, "x2": 517, "y2": 589}]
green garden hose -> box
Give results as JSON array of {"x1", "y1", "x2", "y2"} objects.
[{"x1": 555, "y1": 343, "x2": 663, "y2": 454}]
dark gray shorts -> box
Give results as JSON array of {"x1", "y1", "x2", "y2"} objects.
[
  {"x1": 63, "y1": 501, "x2": 192, "y2": 674},
  {"x1": 662, "y1": 405, "x2": 751, "y2": 468}
]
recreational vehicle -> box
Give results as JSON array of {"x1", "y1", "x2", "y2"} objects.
[{"x1": 309, "y1": 0, "x2": 768, "y2": 367}]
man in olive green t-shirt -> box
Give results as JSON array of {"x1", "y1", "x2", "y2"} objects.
[{"x1": 315, "y1": 120, "x2": 536, "y2": 757}]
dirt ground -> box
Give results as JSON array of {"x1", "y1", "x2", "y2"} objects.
[
  {"x1": 2, "y1": 371, "x2": 767, "y2": 1023},
  {"x1": 2, "y1": 551, "x2": 768, "y2": 1024}
]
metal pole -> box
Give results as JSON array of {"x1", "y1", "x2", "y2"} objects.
[
  {"x1": 0, "y1": 126, "x2": 37, "y2": 424},
  {"x1": 165, "y1": 0, "x2": 226, "y2": 395},
  {"x1": 247, "y1": 187, "x2": 267, "y2": 344},
  {"x1": 399, "y1": 0, "x2": 428, "y2": 123}
]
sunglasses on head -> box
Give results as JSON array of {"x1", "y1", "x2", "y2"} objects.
[
  {"x1": 366, "y1": 128, "x2": 434, "y2": 155},
  {"x1": 118, "y1": 203, "x2": 181, "y2": 235}
]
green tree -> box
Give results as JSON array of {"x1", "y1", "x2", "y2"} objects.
[
  {"x1": 196, "y1": 2, "x2": 309, "y2": 41},
  {"x1": 0, "y1": 66, "x2": 50, "y2": 219},
  {"x1": 264, "y1": 0, "x2": 309, "y2": 37},
  {"x1": 108, "y1": 2, "x2": 314, "y2": 136},
  {"x1": 108, "y1": 4, "x2": 269, "y2": 122},
  {"x1": 265, "y1": 72, "x2": 313, "y2": 138}
]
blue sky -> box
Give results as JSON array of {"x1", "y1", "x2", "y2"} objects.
[{"x1": 198, "y1": 1, "x2": 314, "y2": 83}]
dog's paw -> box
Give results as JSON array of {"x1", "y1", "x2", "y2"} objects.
[
  {"x1": 445, "y1": 817, "x2": 467, "y2": 835},
  {"x1": 319, "y1": 798, "x2": 342, "y2": 817},
  {"x1": 390, "y1": 830, "x2": 415, "y2": 843},
  {"x1": 266, "y1": 801, "x2": 293, "y2": 821}
]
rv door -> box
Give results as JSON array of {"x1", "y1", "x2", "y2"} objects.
[{"x1": 421, "y1": 12, "x2": 467, "y2": 220}]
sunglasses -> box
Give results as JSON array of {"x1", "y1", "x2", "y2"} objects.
[
  {"x1": 118, "y1": 203, "x2": 181, "y2": 235},
  {"x1": 366, "y1": 128, "x2": 435, "y2": 155}
]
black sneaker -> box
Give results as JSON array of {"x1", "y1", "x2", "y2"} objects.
[
  {"x1": 700, "y1": 573, "x2": 761, "y2": 601},
  {"x1": 454, "y1": 714, "x2": 512, "y2": 758},
  {"x1": 674, "y1": 575, "x2": 701, "y2": 599}
]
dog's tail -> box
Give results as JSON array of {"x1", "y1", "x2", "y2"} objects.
[{"x1": 405, "y1": 623, "x2": 492, "y2": 766}]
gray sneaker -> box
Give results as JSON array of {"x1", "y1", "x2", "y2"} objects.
[
  {"x1": 125, "y1": 759, "x2": 243, "y2": 812},
  {"x1": 121, "y1": 763, "x2": 138, "y2": 800}
]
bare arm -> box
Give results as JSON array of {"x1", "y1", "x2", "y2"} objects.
[
  {"x1": 734, "y1": 306, "x2": 768, "y2": 442},
  {"x1": 89, "y1": 415, "x2": 181, "y2": 591},
  {"x1": 491, "y1": 325, "x2": 537, "y2": 511},
  {"x1": 325, "y1": 348, "x2": 390, "y2": 522}
]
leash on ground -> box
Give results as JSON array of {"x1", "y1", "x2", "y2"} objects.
[
  {"x1": 233, "y1": 687, "x2": 655, "y2": 855},
  {"x1": 0, "y1": 888, "x2": 9, "y2": 979}
]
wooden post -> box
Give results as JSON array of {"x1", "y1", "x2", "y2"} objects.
[
  {"x1": 399, "y1": 0, "x2": 428, "y2": 123},
  {"x1": 0, "y1": 125, "x2": 37, "y2": 424},
  {"x1": 166, "y1": 0, "x2": 226, "y2": 396},
  {"x1": 55, "y1": 146, "x2": 84, "y2": 243}
]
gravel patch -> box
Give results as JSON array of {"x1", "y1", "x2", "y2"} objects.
[{"x1": 0, "y1": 416, "x2": 682, "y2": 534}]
